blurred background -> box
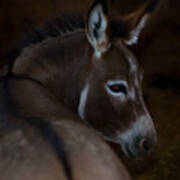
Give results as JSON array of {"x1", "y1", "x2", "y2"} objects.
[{"x1": 0, "y1": 0, "x2": 180, "y2": 179}]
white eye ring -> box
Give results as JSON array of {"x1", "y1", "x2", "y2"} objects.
[{"x1": 106, "y1": 80, "x2": 128, "y2": 96}]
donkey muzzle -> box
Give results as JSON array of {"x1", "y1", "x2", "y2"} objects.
[
  {"x1": 123, "y1": 135, "x2": 157, "y2": 159},
  {"x1": 118, "y1": 115, "x2": 158, "y2": 159}
]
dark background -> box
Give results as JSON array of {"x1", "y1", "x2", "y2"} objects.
[{"x1": 0, "y1": 0, "x2": 180, "y2": 179}]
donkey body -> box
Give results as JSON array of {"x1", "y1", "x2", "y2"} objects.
[
  {"x1": 0, "y1": 0, "x2": 160, "y2": 179},
  {"x1": 0, "y1": 84, "x2": 130, "y2": 180}
]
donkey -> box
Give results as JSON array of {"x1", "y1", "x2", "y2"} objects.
[{"x1": 2, "y1": 0, "x2": 159, "y2": 159}]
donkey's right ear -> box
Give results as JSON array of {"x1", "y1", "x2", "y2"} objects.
[
  {"x1": 86, "y1": 0, "x2": 110, "y2": 58},
  {"x1": 123, "y1": 0, "x2": 160, "y2": 46}
]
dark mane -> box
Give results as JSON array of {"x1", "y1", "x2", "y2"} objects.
[
  {"x1": 0, "y1": 14, "x2": 85, "y2": 69},
  {"x1": 20, "y1": 14, "x2": 85, "y2": 49}
]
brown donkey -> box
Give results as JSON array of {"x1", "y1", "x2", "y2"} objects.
[{"x1": 2, "y1": 0, "x2": 159, "y2": 160}]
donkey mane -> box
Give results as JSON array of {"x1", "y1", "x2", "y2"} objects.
[
  {"x1": 0, "y1": 14, "x2": 85, "y2": 68},
  {"x1": 0, "y1": 13, "x2": 130, "y2": 69},
  {"x1": 19, "y1": 14, "x2": 86, "y2": 50}
]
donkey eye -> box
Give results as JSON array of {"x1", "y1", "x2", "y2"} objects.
[
  {"x1": 106, "y1": 80, "x2": 128, "y2": 96},
  {"x1": 108, "y1": 84, "x2": 127, "y2": 94}
]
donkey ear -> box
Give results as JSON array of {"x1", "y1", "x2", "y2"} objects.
[
  {"x1": 124, "y1": 0, "x2": 160, "y2": 46},
  {"x1": 86, "y1": 0, "x2": 110, "y2": 57}
]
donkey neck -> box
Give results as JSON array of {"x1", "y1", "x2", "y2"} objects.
[{"x1": 12, "y1": 31, "x2": 93, "y2": 113}]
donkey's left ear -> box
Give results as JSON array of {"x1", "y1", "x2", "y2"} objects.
[
  {"x1": 86, "y1": 0, "x2": 110, "y2": 57},
  {"x1": 124, "y1": 0, "x2": 160, "y2": 46}
]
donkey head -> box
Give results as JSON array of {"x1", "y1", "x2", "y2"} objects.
[{"x1": 78, "y1": 0, "x2": 159, "y2": 159}]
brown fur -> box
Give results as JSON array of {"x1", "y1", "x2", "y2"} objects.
[
  {"x1": 0, "y1": 113, "x2": 130, "y2": 180},
  {"x1": 0, "y1": 0, "x2": 160, "y2": 179},
  {"x1": 6, "y1": 0, "x2": 159, "y2": 158}
]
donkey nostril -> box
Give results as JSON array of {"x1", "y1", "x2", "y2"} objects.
[{"x1": 140, "y1": 138, "x2": 151, "y2": 153}]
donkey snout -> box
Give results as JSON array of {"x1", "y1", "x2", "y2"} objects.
[
  {"x1": 123, "y1": 135, "x2": 157, "y2": 159},
  {"x1": 119, "y1": 115, "x2": 158, "y2": 159},
  {"x1": 139, "y1": 137, "x2": 151, "y2": 154},
  {"x1": 135, "y1": 135, "x2": 157, "y2": 157}
]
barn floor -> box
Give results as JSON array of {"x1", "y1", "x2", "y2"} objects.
[{"x1": 114, "y1": 77, "x2": 180, "y2": 180}]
